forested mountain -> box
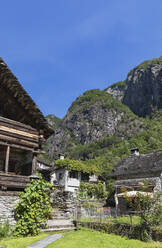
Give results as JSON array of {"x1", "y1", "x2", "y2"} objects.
[{"x1": 43, "y1": 57, "x2": 162, "y2": 177}]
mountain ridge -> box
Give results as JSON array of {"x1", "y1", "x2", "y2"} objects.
[{"x1": 43, "y1": 57, "x2": 162, "y2": 176}]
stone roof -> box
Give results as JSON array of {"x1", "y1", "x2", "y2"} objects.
[
  {"x1": 108, "y1": 150, "x2": 162, "y2": 179},
  {"x1": 0, "y1": 58, "x2": 53, "y2": 138},
  {"x1": 37, "y1": 157, "x2": 52, "y2": 167}
]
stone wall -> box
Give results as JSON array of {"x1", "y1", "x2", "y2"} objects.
[
  {"x1": 0, "y1": 191, "x2": 19, "y2": 225},
  {"x1": 50, "y1": 187, "x2": 77, "y2": 218}
]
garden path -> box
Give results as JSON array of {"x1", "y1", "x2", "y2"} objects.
[{"x1": 26, "y1": 233, "x2": 63, "y2": 248}]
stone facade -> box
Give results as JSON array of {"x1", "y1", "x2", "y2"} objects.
[
  {"x1": 50, "y1": 187, "x2": 77, "y2": 218},
  {"x1": 0, "y1": 192, "x2": 19, "y2": 225},
  {"x1": 107, "y1": 150, "x2": 162, "y2": 212}
]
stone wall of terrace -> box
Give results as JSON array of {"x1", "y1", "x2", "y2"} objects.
[{"x1": 0, "y1": 191, "x2": 19, "y2": 225}]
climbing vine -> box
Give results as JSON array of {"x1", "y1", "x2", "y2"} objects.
[
  {"x1": 53, "y1": 158, "x2": 99, "y2": 174},
  {"x1": 14, "y1": 176, "x2": 53, "y2": 236}
]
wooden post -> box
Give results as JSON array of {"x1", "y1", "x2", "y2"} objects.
[
  {"x1": 5, "y1": 146, "x2": 10, "y2": 174},
  {"x1": 115, "y1": 186, "x2": 118, "y2": 217},
  {"x1": 32, "y1": 153, "x2": 37, "y2": 175}
]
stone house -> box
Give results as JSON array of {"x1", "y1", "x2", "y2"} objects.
[
  {"x1": 50, "y1": 156, "x2": 98, "y2": 196},
  {"x1": 0, "y1": 58, "x2": 53, "y2": 224},
  {"x1": 107, "y1": 148, "x2": 162, "y2": 213},
  {"x1": 51, "y1": 167, "x2": 98, "y2": 195}
]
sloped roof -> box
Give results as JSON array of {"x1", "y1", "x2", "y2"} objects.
[
  {"x1": 108, "y1": 150, "x2": 162, "y2": 179},
  {"x1": 0, "y1": 58, "x2": 53, "y2": 138}
]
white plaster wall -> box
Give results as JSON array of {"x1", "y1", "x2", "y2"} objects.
[
  {"x1": 51, "y1": 169, "x2": 67, "y2": 187},
  {"x1": 66, "y1": 172, "x2": 81, "y2": 193}
]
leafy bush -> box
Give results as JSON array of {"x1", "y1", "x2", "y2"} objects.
[
  {"x1": 14, "y1": 176, "x2": 53, "y2": 236},
  {"x1": 78, "y1": 181, "x2": 107, "y2": 200},
  {"x1": 125, "y1": 191, "x2": 162, "y2": 241},
  {"x1": 0, "y1": 220, "x2": 11, "y2": 238}
]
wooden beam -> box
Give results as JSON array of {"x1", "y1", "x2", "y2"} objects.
[
  {"x1": 5, "y1": 146, "x2": 10, "y2": 174},
  {"x1": 0, "y1": 141, "x2": 34, "y2": 152},
  {"x1": 0, "y1": 129, "x2": 39, "y2": 143},
  {"x1": 0, "y1": 134, "x2": 38, "y2": 148},
  {"x1": 0, "y1": 116, "x2": 38, "y2": 134},
  {"x1": 32, "y1": 154, "x2": 37, "y2": 175},
  {"x1": 0, "y1": 125, "x2": 39, "y2": 139}
]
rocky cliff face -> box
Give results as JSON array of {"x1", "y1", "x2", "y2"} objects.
[
  {"x1": 46, "y1": 90, "x2": 144, "y2": 158},
  {"x1": 45, "y1": 57, "x2": 162, "y2": 161},
  {"x1": 106, "y1": 81, "x2": 127, "y2": 101},
  {"x1": 106, "y1": 58, "x2": 162, "y2": 117}
]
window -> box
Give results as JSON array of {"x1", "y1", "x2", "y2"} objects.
[{"x1": 69, "y1": 171, "x2": 78, "y2": 179}]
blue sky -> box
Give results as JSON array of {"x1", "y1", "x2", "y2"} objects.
[{"x1": 1, "y1": 0, "x2": 162, "y2": 118}]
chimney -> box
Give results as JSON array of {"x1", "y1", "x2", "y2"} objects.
[
  {"x1": 130, "y1": 147, "x2": 139, "y2": 156},
  {"x1": 59, "y1": 154, "x2": 65, "y2": 160}
]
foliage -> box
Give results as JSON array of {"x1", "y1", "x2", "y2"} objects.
[
  {"x1": 80, "y1": 201, "x2": 100, "y2": 209},
  {"x1": 45, "y1": 115, "x2": 162, "y2": 184},
  {"x1": 78, "y1": 181, "x2": 107, "y2": 200},
  {"x1": 66, "y1": 116, "x2": 162, "y2": 180},
  {"x1": 125, "y1": 191, "x2": 162, "y2": 241},
  {"x1": 0, "y1": 220, "x2": 11, "y2": 238},
  {"x1": 44, "y1": 115, "x2": 162, "y2": 190},
  {"x1": 53, "y1": 158, "x2": 99, "y2": 174},
  {"x1": 14, "y1": 176, "x2": 53, "y2": 236}
]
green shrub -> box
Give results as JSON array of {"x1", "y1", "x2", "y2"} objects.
[
  {"x1": 0, "y1": 220, "x2": 11, "y2": 238},
  {"x1": 14, "y1": 176, "x2": 53, "y2": 237},
  {"x1": 78, "y1": 181, "x2": 107, "y2": 200},
  {"x1": 125, "y1": 190, "x2": 162, "y2": 241}
]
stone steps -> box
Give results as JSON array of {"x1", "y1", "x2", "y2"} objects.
[
  {"x1": 42, "y1": 218, "x2": 76, "y2": 232},
  {"x1": 45, "y1": 224, "x2": 75, "y2": 229},
  {"x1": 50, "y1": 216, "x2": 70, "y2": 220},
  {"x1": 43, "y1": 226, "x2": 76, "y2": 232}
]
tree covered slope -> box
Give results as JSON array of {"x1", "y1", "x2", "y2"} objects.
[{"x1": 43, "y1": 57, "x2": 162, "y2": 177}]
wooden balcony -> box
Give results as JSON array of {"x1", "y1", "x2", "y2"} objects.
[{"x1": 0, "y1": 172, "x2": 30, "y2": 189}]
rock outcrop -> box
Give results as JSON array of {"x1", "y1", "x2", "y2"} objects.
[
  {"x1": 106, "y1": 58, "x2": 162, "y2": 117},
  {"x1": 46, "y1": 90, "x2": 144, "y2": 158}
]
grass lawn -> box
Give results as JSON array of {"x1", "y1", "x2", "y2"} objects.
[
  {"x1": 0, "y1": 232, "x2": 51, "y2": 248},
  {"x1": 46, "y1": 229, "x2": 162, "y2": 248},
  {"x1": 77, "y1": 215, "x2": 141, "y2": 225}
]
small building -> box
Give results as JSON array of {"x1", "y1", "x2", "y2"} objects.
[
  {"x1": 50, "y1": 156, "x2": 98, "y2": 195},
  {"x1": 107, "y1": 149, "x2": 162, "y2": 213},
  {"x1": 51, "y1": 167, "x2": 98, "y2": 195}
]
